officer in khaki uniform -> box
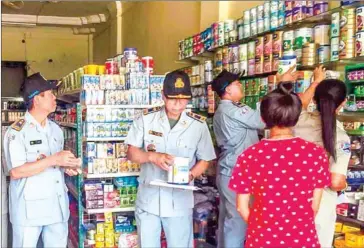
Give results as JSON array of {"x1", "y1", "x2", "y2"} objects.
[
  {"x1": 3, "y1": 73, "x2": 81, "y2": 248},
  {"x1": 295, "y1": 111, "x2": 350, "y2": 247},
  {"x1": 212, "y1": 70, "x2": 265, "y2": 248},
  {"x1": 127, "y1": 71, "x2": 216, "y2": 248}
]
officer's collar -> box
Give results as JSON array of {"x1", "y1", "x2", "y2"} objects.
[
  {"x1": 24, "y1": 111, "x2": 50, "y2": 133},
  {"x1": 159, "y1": 107, "x2": 190, "y2": 131},
  {"x1": 220, "y1": 100, "x2": 233, "y2": 104}
]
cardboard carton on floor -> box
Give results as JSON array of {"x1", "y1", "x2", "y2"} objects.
[{"x1": 345, "y1": 232, "x2": 364, "y2": 247}]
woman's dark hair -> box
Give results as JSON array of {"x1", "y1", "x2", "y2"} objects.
[
  {"x1": 260, "y1": 83, "x2": 302, "y2": 129},
  {"x1": 314, "y1": 79, "x2": 347, "y2": 161}
]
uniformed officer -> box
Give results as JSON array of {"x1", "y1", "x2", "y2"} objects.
[
  {"x1": 126, "y1": 71, "x2": 216, "y2": 248},
  {"x1": 3, "y1": 72, "x2": 81, "y2": 248},
  {"x1": 211, "y1": 70, "x2": 265, "y2": 248}
]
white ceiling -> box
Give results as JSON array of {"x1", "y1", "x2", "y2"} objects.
[{"x1": 1, "y1": 1, "x2": 112, "y2": 17}]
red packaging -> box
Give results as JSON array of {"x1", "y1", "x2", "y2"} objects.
[
  {"x1": 105, "y1": 61, "x2": 119, "y2": 75},
  {"x1": 142, "y1": 56, "x2": 154, "y2": 71},
  {"x1": 263, "y1": 55, "x2": 273, "y2": 73}
]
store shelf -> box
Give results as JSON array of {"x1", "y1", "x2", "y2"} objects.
[
  {"x1": 84, "y1": 206, "x2": 135, "y2": 214},
  {"x1": 85, "y1": 172, "x2": 140, "y2": 179},
  {"x1": 337, "y1": 112, "x2": 364, "y2": 122},
  {"x1": 345, "y1": 130, "x2": 364, "y2": 136},
  {"x1": 56, "y1": 89, "x2": 81, "y2": 103},
  {"x1": 84, "y1": 104, "x2": 163, "y2": 109},
  {"x1": 1, "y1": 121, "x2": 14, "y2": 126},
  {"x1": 83, "y1": 137, "x2": 126, "y2": 142},
  {"x1": 337, "y1": 215, "x2": 364, "y2": 227},
  {"x1": 347, "y1": 80, "x2": 364, "y2": 84},
  {"x1": 66, "y1": 182, "x2": 78, "y2": 199},
  {"x1": 59, "y1": 122, "x2": 77, "y2": 128},
  {"x1": 2, "y1": 109, "x2": 25, "y2": 112}
]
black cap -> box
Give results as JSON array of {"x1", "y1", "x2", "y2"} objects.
[
  {"x1": 163, "y1": 71, "x2": 192, "y2": 99},
  {"x1": 211, "y1": 70, "x2": 240, "y2": 96},
  {"x1": 22, "y1": 72, "x2": 58, "y2": 102}
]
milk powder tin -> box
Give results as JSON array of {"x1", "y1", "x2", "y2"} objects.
[
  {"x1": 232, "y1": 62, "x2": 240, "y2": 74},
  {"x1": 264, "y1": 17, "x2": 271, "y2": 32},
  {"x1": 273, "y1": 54, "x2": 280, "y2": 72},
  {"x1": 225, "y1": 20, "x2": 236, "y2": 33},
  {"x1": 264, "y1": 34, "x2": 273, "y2": 56},
  {"x1": 285, "y1": 10, "x2": 293, "y2": 25},
  {"x1": 314, "y1": 24, "x2": 331, "y2": 45},
  {"x1": 356, "y1": 31, "x2": 364, "y2": 57},
  {"x1": 168, "y1": 157, "x2": 190, "y2": 185},
  {"x1": 295, "y1": 71, "x2": 313, "y2": 94},
  {"x1": 238, "y1": 18, "x2": 244, "y2": 40},
  {"x1": 283, "y1": 30, "x2": 295, "y2": 56},
  {"x1": 244, "y1": 24, "x2": 251, "y2": 38},
  {"x1": 229, "y1": 45, "x2": 239, "y2": 63},
  {"x1": 258, "y1": 5, "x2": 264, "y2": 19},
  {"x1": 222, "y1": 46, "x2": 229, "y2": 64},
  {"x1": 218, "y1": 21, "x2": 225, "y2": 36},
  {"x1": 331, "y1": 37, "x2": 340, "y2": 61},
  {"x1": 285, "y1": 1, "x2": 292, "y2": 11},
  {"x1": 258, "y1": 19, "x2": 265, "y2": 34},
  {"x1": 273, "y1": 31, "x2": 284, "y2": 56},
  {"x1": 255, "y1": 57, "x2": 264, "y2": 75},
  {"x1": 332, "y1": 12, "x2": 341, "y2": 38},
  {"x1": 270, "y1": 0, "x2": 279, "y2": 13},
  {"x1": 255, "y1": 36, "x2": 264, "y2": 59},
  {"x1": 239, "y1": 44, "x2": 248, "y2": 61},
  {"x1": 271, "y1": 12, "x2": 279, "y2": 29},
  {"x1": 314, "y1": 1, "x2": 328, "y2": 16},
  {"x1": 251, "y1": 7, "x2": 258, "y2": 22},
  {"x1": 264, "y1": 55, "x2": 273, "y2": 73},
  {"x1": 240, "y1": 60, "x2": 248, "y2": 76},
  {"x1": 318, "y1": 45, "x2": 331, "y2": 63},
  {"x1": 278, "y1": 55, "x2": 297, "y2": 75},
  {"x1": 251, "y1": 21, "x2": 258, "y2": 36},
  {"x1": 248, "y1": 41, "x2": 256, "y2": 60},
  {"x1": 293, "y1": 6, "x2": 306, "y2": 22},
  {"x1": 264, "y1": 1, "x2": 271, "y2": 16},
  {"x1": 244, "y1": 10, "x2": 250, "y2": 24},
  {"x1": 248, "y1": 59, "x2": 256, "y2": 76},
  {"x1": 357, "y1": 6, "x2": 364, "y2": 32},
  {"x1": 339, "y1": 38, "x2": 356, "y2": 59},
  {"x1": 205, "y1": 60, "x2": 213, "y2": 71}
]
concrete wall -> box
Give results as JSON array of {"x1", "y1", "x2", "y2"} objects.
[{"x1": 2, "y1": 26, "x2": 90, "y2": 79}]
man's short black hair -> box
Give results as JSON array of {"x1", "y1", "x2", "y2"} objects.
[{"x1": 260, "y1": 83, "x2": 302, "y2": 129}]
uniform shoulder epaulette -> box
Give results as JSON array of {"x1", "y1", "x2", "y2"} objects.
[
  {"x1": 143, "y1": 106, "x2": 162, "y2": 115},
  {"x1": 11, "y1": 118, "x2": 26, "y2": 131},
  {"x1": 232, "y1": 102, "x2": 246, "y2": 108},
  {"x1": 186, "y1": 112, "x2": 206, "y2": 123}
]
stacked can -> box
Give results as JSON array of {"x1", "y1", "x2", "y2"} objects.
[
  {"x1": 283, "y1": 30, "x2": 295, "y2": 56},
  {"x1": 255, "y1": 36, "x2": 264, "y2": 74},
  {"x1": 356, "y1": 6, "x2": 364, "y2": 57},
  {"x1": 225, "y1": 20, "x2": 237, "y2": 44},
  {"x1": 218, "y1": 22, "x2": 225, "y2": 46},
  {"x1": 264, "y1": 1, "x2": 271, "y2": 32},
  {"x1": 314, "y1": 1, "x2": 329, "y2": 16},
  {"x1": 244, "y1": 10, "x2": 251, "y2": 38},
  {"x1": 207, "y1": 85, "x2": 216, "y2": 114},
  {"x1": 340, "y1": 8, "x2": 356, "y2": 59},
  {"x1": 314, "y1": 24, "x2": 331, "y2": 63},
  {"x1": 248, "y1": 41, "x2": 256, "y2": 76},
  {"x1": 178, "y1": 40, "x2": 184, "y2": 60},
  {"x1": 228, "y1": 45, "x2": 240, "y2": 74},
  {"x1": 285, "y1": 0, "x2": 293, "y2": 25},
  {"x1": 294, "y1": 27, "x2": 313, "y2": 64},
  {"x1": 264, "y1": 34, "x2": 273, "y2": 73},
  {"x1": 278, "y1": 0, "x2": 286, "y2": 27},
  {"x1": 306, "y1": 1, "x2": 314, "y2": 18},
  {"x1": 214, "y1": 48, "x2": 223, "y2": 76},
  {"x1": 257, "y1": 5, "x2": 265, "y2": 34},
  {"x1": 270, "y1": 0, "x2": 279, "y2": 30},
  {"x1": 273, "y1": 31, "x2": 284, "y2": 71},
  {"x1": 141, "y1": 57, "x2": 154, "y2": 75},
  {"x1": 239, "y1": 44, "x2": 248, "y2": 77},
  {"x1": 211, "y1": 22, "x2": 219, "y2": 48},
  {"x1": 222, "y1": 46, "x2": 229, "y2": 70},
  {"x1": 184, "y1": 37, "x2": 193, "y2": 58},
  {"x1": 205, "y1": 60, "x2": 213, "y2": 83},
  {"x1": 302, "y1": 42, "x2": 318, "y2": 66},
  {"x1": 293, "y1": 1, "x2": 307, "y2": 23},
  {"x1": 331, "y1": 12, "x2": 340, "y2": 61},
  {"x1": 251, "y1": 7, "x2": 258, "y2": 36},
  {"x1": 193, "y1": 33, "x2": 204, "y2": 55},
  {"x1": 201, "y1": 27, "x2": 213, "y2": 52},
  {"x1": 237, "y1": 18, "x2": 244, "y2": 40}
]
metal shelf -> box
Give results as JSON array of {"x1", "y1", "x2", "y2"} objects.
[
  {"x1": 56, "y1": 89, "x2": 81, "y2": 103},
  {"x1": 84, "y1": 206, "x2": 135, "y2": 214},
  {"x1": 337, "y1": 215, "x2": 364, "y2": 227},
  {"x1": 345, "y1": 130, "x2": 364, "y2": 136},
  {"x1": 83, "y1": 137, "x2": 126, "y2": 142},
  {"x1": 85, "y1": 172, "x2": 140, "y2": 179},
  {"x1": 66, "y1": 182, "x2": 78, "y2": 199},
  {"x1": 59, "y1": 122, "x2": 77, "y2": 128},
  {"x1": 84, "y1": 104, "x2": 163, "y2": 109},
  {"x1": 337, "y1": 112, "x2": 364, "y2": 122}
]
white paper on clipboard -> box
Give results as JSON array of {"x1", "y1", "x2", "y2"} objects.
[{"x1": 150, "y1": 180, "x2": 201, "y2": 191}]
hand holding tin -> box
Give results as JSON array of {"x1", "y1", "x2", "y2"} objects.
[
  {"x1": 276, "y1": 65, "x2": 298, "y2": 83},
  {"x1": 148, "y1": 152, "x2": 174, "y2": 171},
  {"x1": 313, "y1": 65, "x2": 326, "y2": 84}
]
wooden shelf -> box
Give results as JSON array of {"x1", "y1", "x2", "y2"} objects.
[
  {"x1": 337, "y1": 215, "x2": 364, "y2": 227},
  {"x1": 85, "y1": 172, "x2": 140, "y2": 179},
  {"x1": 84, "y1": 206, "x2": 135, "y2": 214}
]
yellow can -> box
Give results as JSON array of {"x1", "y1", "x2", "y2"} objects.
[{"x1": 98, "y1": 65, "x2": 106, "y2": 75}]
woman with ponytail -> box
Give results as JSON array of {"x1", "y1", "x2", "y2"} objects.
[
  {"x1": 282, "y1": 65, "x2": 350, "y2": 247},
  {"x1": 228, "y1": 83, "x2": 330, "y2": 247}
]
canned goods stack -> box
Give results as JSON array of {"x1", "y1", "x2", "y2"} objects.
[
  {"x1": 270, "y1": 0, "x2": 279, "y2": 30},
  {"x1": 264, "y1": 33, "x2": 273, "y2": 73},
  {"x1": 241, "y1": 77, "x2": 269, "y2": 109},
  {"x1": 222, "y1": 46, "x2": 229, "y2": 70},
  {"x1": 302, "y1": 42, "x2": 318, "y2": 66},
  {"x1": 228, "y1": 45, "x2": 240, "y2": 74},
  {"x1": 205, "y1": 60, "x2": 214, "y2": 83},
  {"x1": 193, "y1": 33, "x2": 204, "y2": 56},
  {"x1": 264, "y1": 1, "x2": 271, "y2": 32},
  {"x1": 294, "y1": 27, "x2": 313, "y2": 64},
  {"x1": 340, "y1": 8, "x2": 356, "y2": 59},
  {"x1": 243, "y1": 10, "x2": 251, "y2": 38},
  {"x1": 273, "y1": 31, "x2": 284, "y2": 71},
  {"x1": 182, "y1": 37, "x2": 193, "y2": 59},
  {"x1": 237, "y1": 18, "x2": 244, "y2": 40},
  {"x1": 285, "y1": 0, "x2": 293, "y2": 25},
  {"x1": 257, "y1": 5, "x2": 265, "y2": 34},
  {"x1": 283, "y1": 30, "x2": 295, "y2": 56},
  {"x1": 356, "y1": 6, "x2": 364, "y2": 57},
  {"x1": 278, "y1": 0, "x2": 286, "y2": 27},
  {"x1": 314, "y1": 0, "x2": 329, "y2": 16},
  {"x1": 211, "y1": 22, "x2": 224, "y2": 48},
  {"x1": 331, "y1": 12, "x2": 341, "y2": 61},
  {"x1": 192, "y1": 87, "x2": 208, "y2": 111},
  {"x1": 248, "y1": 41, "x2": 256, "y2": 76},
  {"x1": 214, "y1": 48, "x2": 223, "y2": 76},
  {"x1": 250, "y1": 7, "x2": 258, "y2": 36},
  {"x1": 141, "y1": 56, "x2": 154, "y2": 75},
  {"x1": 188, "y1": 64, "x2": 204, "y2": 86},
  {"x1": 225, "y1": 20, "x2": 237, "y2": 44},
  {"x1": 239, "y1": 44, "x2": 248, "y2": 77},
  {"x1": 255, "y1": 36, "x2": 264, "y2": 74},
  {"x1": 314, "y1": 24, "x2": 331, "y2": 63}
]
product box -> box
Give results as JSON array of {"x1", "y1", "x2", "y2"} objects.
[
  {"x1": 342, "y1": 224, "x2": 361, "y2": 234},
  {"x1": 86, "y1": 199, "x2": 104, "y2": 209},
  {"x1": 334, "y1": 238, "x2": 346, "y2": 248},
  {"x1": 345, "y1": 232, "x2": 364, "y2": 247},
  {"x1": 335, "y1": 222, "x2": 343, "y2": 233},
  {"x1": 85, "y1": 189, "x2": 103, "y2": 201},
  {"x1": 337, "y1": 203, "x2": 349, "y2": 216},
  {"x1": 358, "y1": 200, "x2": 364, "y2": 221},
  {"x1": 104, "y1": 191, "x2": 120, "y2": 209},
  {"x1": 348, "y1": 203, "x2": 359, "y2": 219},
  {"x1": 97, "y1": 223, "x2": 105, "y2": 235}
]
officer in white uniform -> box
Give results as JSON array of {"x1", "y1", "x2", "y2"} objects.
[
  {"x1": 3, "y1": 73, "x2": 81, "y2": 248},
  {"x1": 127, "y1": 71, "x2": 216, "y2": 248},
  {"x1": 212, "y1": 70, "x2": 265, "y2": 248}
]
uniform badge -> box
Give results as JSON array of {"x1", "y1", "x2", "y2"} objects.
[
  {"x1": 30, "y1": 140, "x2": 42, "y2": 145},
  {"x1": 143, "y1": 106, "x2": 162, "y2": 115},
  {"x1": 147, "y1": 144, "x2": 156, "y2": 152},
  {"x1": 11, "y1": 118, "x2": 25, "y2": 131},
  {"x1": 37, "y1": 154, "x2": 47, "y2": 160},
  {"x1": 174, "y1": 78, "x2": 185, "y2": 88},
  {"x1": 148, "y1": 130, "x2": 163, "y2": 137},
  {"x1": 186, "y1": 112, "x2": 206, "y2": 123}
]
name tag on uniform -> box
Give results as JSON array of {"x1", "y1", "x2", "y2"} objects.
[
  {"x1": 148, "y1": 130, "x2": 163, "y2": 137},
  {"x1": 30, "y1": 140, "x2": 42, "y2": 145}
]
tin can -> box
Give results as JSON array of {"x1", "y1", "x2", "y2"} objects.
[
  {"x1": 296, "y1": 71, "x2": 313, "y2": 94},
  {"x1": 318, "y1": 45, "x2": 331, "y2": 63},
  {"x1": 258, "y1": 5, "x2": 264, "y2": 19},
  {"x1": 314, "y1": 1, "x2": 329, "y2": 16},
  {"x1": 306, "y1": 6, "x2": 314, "y2": 18},
  {"x1": 218, "y1": 21, "x2": 225, "y2": 35},
  {"x1": 357, "y1": 7, "x2": 364, "y2": 32},
  {"x1": 273, "y1": 54, "x2": 280, "y2": 71},
  {"x1": 244, "y1": 10, "x2": 250, "y2": 24},
  {"x1": 293, "y1": 6, "x2": 307, "y2": 22},
  {"x1": 332, "y1": 12, "x2": 340, "y2": 38},
  {"x1": 271, "y1": 11, "x2": 279, "y2": 29},
  {"x1": 225, "y1": 20, "x2": 236, "y2": 33},
  {"x1": 239, "y1": 44, "x2": 248, "y2": 61},
  {"x1": 222, "y1": 46, "x2": 229, "y2": 64},
  {"x1": 232, "y1": 62, "x2": 240, "y2": 74},
  {"x1": 264, "y1": 54, "x2": 273, "y2": 73},
  {"x1": 248, "y1": 59, "x2": 255, "y2": 76},
  {"x1": 283, "y1": 30, "x2": 295, "y2": 56},
  {"x1": 105, "y1": 60, "x2": 119, "y2": 75},
  {"x1": 294, "y1": 27, "x2": 313, "y2": 62},
  {"x1": 238, "y1": 18, "x2": 244, "y2": 40},
  {"x1": 258, "y1": 19, "x2": 264, "y2": 34},
  {"x1": 168, "y1": 157, "x2": 190, "y2": 185},
  {"x1": 218, "y1": 35, "x2": 225, "y2": 47},
  {"x1": 229, "y1": 45, "x2": 239, "y2": 63},
  {"x1": 251, "y1": 21, "x2": 258, "y2": 36},
  {"x1": 314, "y1": 24, "x2": 330, "y2": 45},
  {"x1": 285, "y1": 10, "x2": 293, "y2": 25},
  {"x1": 240, "y1": 60, "x2": 248, "y2": 77},
  {"x1": 255, "y1": 57, "x2": 264, "y2": 75},
  {"x1": 341, "y1": 8, "x2": 356, "y2": 28},
  {"x1": 248, "y1": 41, "x2": 256, "y2": 60},
  {"x1": 278, "y1": 55, "x2": 297, "y2": 75},
  {"x1": 264, "y1": 1, "x2": 271, "y2": 16},
  {"x1": 264, "y1": 34, "x2": 273, "y2": 56},
  {"x1": 279, "y1": 10, "x2": 286, "y2": 27},
  {"x1": 205, "y1": 70, "x2": 214, "y2": 83},
  {"x1": 302, "y1": 57, "x2": 317, "y2": 66},
  {"x1": 251, "y1": 7, "x2": 258, "y2": 22},
  {"x1": 273, "y1": 31, "x2": 284, "y2": 56},
  {"x1": 124, "y1": 47, "x2": 138, "y2": 60},
  {"x1": 268, "y1": 74, "x2": 277, "y2": 92},
  {"x1": 229, "y1": 30, "x2": 238, "y2": 43},
  {"x1": 244, "y1": 24, "x2": 251, "y2": 38},
  {"x1": 331, "y1": 37, "x2": 340, "y2": 61},
  {"x1": 264, "y1": 17, "x2": 270, "y2": 32},
  {"x1": 224, "y1": 33, "x2": 229, "y2": 44},
  {"x1": 271, "y1": 0, "x2": 279, "y2": 13},
  {"x1": 255, "y1": 36, "x2": 264, "y2": 59},
  {"x1": 205, "y1": 60, "x2": 213, "y2": 71},
  {"x1": 341, "y1": 26, "x2": 356, "y2": 40},
  {"x1": 356, "y1": 31, "x2": 364, "y2": 56},
  {"x1": 285, "y1": 1, "x2": 292, "y2": 11}
]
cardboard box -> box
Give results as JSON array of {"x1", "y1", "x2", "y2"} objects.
[
  {"x1": 95, "y1": 233, "x2": 104, "y2": 242},
  {"x1": 342, "y1": 224, "x2": 361, "y2": 233},
  {"x1": 96, "y1": 223, "x2": 104, "y2": 235},
  {"x1": 345, "y1": 232, "x2": 364, "y2": 247},
  {"x1": 334, "y1": 239, "x2": 346, "y2": 248},
  {"x1": 335, "y1": 222, "x2": 343, "y2": 233},
  {"x1": 337, "y1": 203, "x2": 349, "y2": 217}
]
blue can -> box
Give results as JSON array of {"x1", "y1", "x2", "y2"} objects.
[
  {"x1": 206, "y1": 27, "x2": 212, "y2": 41},
  {"x1": 341, "y1": 0, "x2": 359, "y2": 6}
]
